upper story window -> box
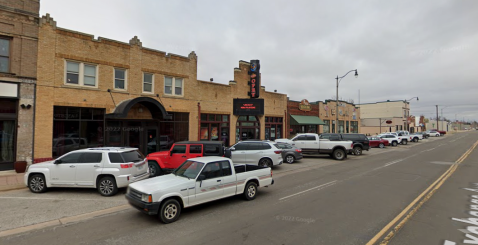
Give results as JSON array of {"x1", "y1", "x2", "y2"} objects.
[
  {"x1": 165, "y1": 77, "x2": 183, "y2": 96},
  {"x1": 65, "y1": 61, "x2": 97, "y2": 87},
  {"x1": 143, "y1": 73, "x2": 153, "y2": 93},
  {"x1": 114, "y1": 68, "x2": 127, "y2": 90},
  {"x1": 0, "y1": 38, "x2": 11, "y2": 73}
]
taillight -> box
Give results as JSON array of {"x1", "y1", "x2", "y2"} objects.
[
  {"x1": 271, "y1": 169, "x2": 273, "y2": 177},
  {"x1": 274, "y1": 150, "x2": 282, "y2": 154},
  {"x1": 120, "y1": 163, "x2": 134, "y2": 168},
  {"x1": 351, "y1": 143, "x2": 354, "y2": 148},
  {"x1": 295, "y1": 149, "x2": 302, "y2": 153}
]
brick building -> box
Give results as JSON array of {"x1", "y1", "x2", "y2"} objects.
[
  {"x1": 359, "y1": 100, "x2": 413, "y2": 135},
  {"x1": 0, "y1": 0, "x2": 39, "y2": 171},
  {"x1": 286, "y1": 99, "x2": 360, "y2": 138},
  {"x1": 34, "y1": 14, "x2": 287, "y2": 160}
]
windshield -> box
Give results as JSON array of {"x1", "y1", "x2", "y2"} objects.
[{"x1": 173, "y1": 160, "x2": 205, "y2": 179}]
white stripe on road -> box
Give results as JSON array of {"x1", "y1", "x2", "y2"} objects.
[
  {"x1": 443, "y1": 240, "x2": 456, "y2": 245},
  {"x1": 372, "y1": 159, "x2": 403, "y2": 171},
  {"x1": 279, "y1": 180, "x2": 337, "y2": 201}
]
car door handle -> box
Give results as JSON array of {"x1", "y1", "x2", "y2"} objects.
[
  {"x1": 182, "y1": 156, "x2": 187, "y2": 158},
  {"x1": 93, "y1": 165, "x2": 100, "y2": 168},
  {"x1": 217, "y1": 180, "x2": 221, "y2": 182},
  {"x1": 69, "y1": 165, "x2": 75, "y2": 168}
]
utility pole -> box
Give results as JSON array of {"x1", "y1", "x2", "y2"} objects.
[{"x1": 436, "y1": 105, "x2": 439, "y2": 131}]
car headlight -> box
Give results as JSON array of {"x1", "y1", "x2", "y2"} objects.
[{"x1": 141, "y1": 194, "x2": 152, "y2": 203}]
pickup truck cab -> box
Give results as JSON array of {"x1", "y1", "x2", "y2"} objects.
[
  {"x1": 146, "y1": 141, "x2": 225, "y2": 177},
  {"x1": 126, "y1": 156, "x2": 274, "y2": 223},
  {"x1": 319, "y1": 133, "x2": 370, "y2": 156},
  {"x1": 276, "y1": 133, "x2": 353, "y2": 160}
]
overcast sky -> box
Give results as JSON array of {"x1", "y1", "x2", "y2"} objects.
[{"x1": 40, "y1": 0, "x2": 478, "y2": 122}]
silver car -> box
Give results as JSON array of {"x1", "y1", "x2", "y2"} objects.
[
  {"x1": 228, "y1": 141, "x2": 283, "y2": 167},
  {"x1": 275, "y1": 142, "x2": 303, "y2": 164}
]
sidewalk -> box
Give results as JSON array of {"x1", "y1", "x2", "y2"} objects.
[{"x1": 0, "y1": 170, "x2": 26, "y2": 192}]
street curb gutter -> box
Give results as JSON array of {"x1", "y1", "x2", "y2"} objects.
[
  {"x1": 366, "y1": 140, "x2": 478, "y2": 245},
  {"x1": 0, "y1": 204, "x2": 130, "y2": 238}
]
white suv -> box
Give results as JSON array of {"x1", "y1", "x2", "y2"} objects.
[
  {"x1": 25, "y1": 147, "x2": 149, "y2": 196},
  {"x1": 228, "y1": 141, "x2": 283, "y2": 167}
]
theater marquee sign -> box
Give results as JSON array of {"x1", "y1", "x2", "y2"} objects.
[{"x1": 299, "y1": 99, "x2": 311, "y2": 111}]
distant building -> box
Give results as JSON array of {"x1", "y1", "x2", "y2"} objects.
[
  {"x1": 359, "y1": 100, "x2": 417, "y2": 135},
  {"x1": 0, "y1": 0, "x2": 39, "y2": 171}
]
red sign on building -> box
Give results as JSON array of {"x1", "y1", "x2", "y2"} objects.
[{"x1": 248, "y1": 60, "x2": 260, "y2": 98}]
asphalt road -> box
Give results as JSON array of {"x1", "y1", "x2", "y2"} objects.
[{"x1": 1, "y1": 131, "x2": 477, "y2": 245}]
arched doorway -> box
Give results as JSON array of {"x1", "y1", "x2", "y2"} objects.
[
  {"x1": 105, "y1": 97, "x2": 172, "y2": 155},
  {"x1": 236, "y1": 115, "x2": 260, "y2": 141}
]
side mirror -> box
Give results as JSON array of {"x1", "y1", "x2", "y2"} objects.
[
  {"x1": 229, "y1": 147, "x2": 236, "y2": 151},
  {"x1": 54, "y1": 159, "x2": 61, "y2": 164},
  {"x1": 197, "y1": 174, "x2": 206, "y2": 181}
]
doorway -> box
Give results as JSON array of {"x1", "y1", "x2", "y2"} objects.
[{"x1": 236, "y1": 115, "x2": 260, "y2": 142}]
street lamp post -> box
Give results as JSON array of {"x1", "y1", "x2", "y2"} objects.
[
  {"x1": 404, "y1": 97, "x2": 419, "y2": 131},
  {"x1": 335, "y1": 69, "x2": 358, "y2": 133}
]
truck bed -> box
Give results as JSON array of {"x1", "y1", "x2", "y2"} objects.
[{"x1": 234, "y1": 164, "x2": 267, "y2": 174}]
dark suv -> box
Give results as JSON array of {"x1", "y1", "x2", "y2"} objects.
[{"x1": 319, "y1": 133, "x2": 370, "y2": 156}]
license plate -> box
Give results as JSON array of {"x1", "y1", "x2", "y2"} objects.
[{"x1": 137, "y1": 165, "x2": 143, "y2": 170}]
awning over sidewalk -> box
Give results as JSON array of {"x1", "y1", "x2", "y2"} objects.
[{"x1": 290, "y1": 115, "x2": 325, "y2": 125}]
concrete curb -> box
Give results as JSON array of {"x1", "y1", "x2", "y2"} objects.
[
  {"x1": 0, "y1": 184, "x2": 26, "y2": 192},
  {"x1": 0, "y1": 204, "x2": 130, "y2": 238}
]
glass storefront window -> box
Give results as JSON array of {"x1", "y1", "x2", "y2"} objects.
[
  {"x1": 323, "y1": 120, "x2": 330, "y2": 133},
  {"x1": 0, "y1": 121, "x2": 15, "y2": 163},
  {"x1": 265, "y1": 116, "x2": 283, "y2": 140},
  {"x1": 200, "y1": 113, "x2": 230, "y2": 145}
]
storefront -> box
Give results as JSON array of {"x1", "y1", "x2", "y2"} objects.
[
  {"x1": 287, "y1": 99, "x2": 325, "y2": 138},
  {"x1": 319, "y1": 100, "x2": 360, "y2": 134}
]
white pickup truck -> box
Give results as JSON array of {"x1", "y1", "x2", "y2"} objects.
[
  {"x1": 275, "y1": 133, "x2": 353, "y2": 160},
  {"x1": 125, "y1": 156, "x2": 274, "y2": 223}
]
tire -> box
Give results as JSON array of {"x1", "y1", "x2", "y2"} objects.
[
  {"x1": 159, "y1": 199, "x2": 181, "y2": 223},
  {"x1": 28, "y1": 174, "x2": 47, "y2": 193},
  {"x1": 258, "y1": 158, "x2": 272, "y2": 168},
  {"x1": 97, "y1": 176, "x2": 118, "y2": 197},
  {"x1": 332, "y1": 148, "x2": 346, "y2": 160},
  {"x1": 243, "y1": 182, "x2": 258, "y2": 201},
  {"x1": 379, "y1": 143, "x2": 385, "y2": 148},
  {"x1": 392, "y1": 141, "x2": 398, "y2": 147},
  {"x1": 401, "y1": 140, "x2": 408, "y2": 145},
  {"x1": 285, "y1": 155, "x2": 295, "y2": 164},
  {"x1": 436, "y1": 134, "x2": 440, "y2": 137},
  {"x1": 353, "y1": 146, "x2": 363, "y2": 156},
  {"x1": 148, "y1": 161, "x2": 162, "y2": 177}
]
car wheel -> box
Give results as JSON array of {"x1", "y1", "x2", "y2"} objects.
[
  {"x1": 436, "y1": 134, "x2": 440, "y2": 137},
  {"x1": 285, "y1": 155, "x2": 295, "y2": 164},
  {"x1": 392, "y1": 141, "x2": 398, "y2": 147},
  {"x1": 353, "y1": 146, "x2": 363, "y2": 156},
  {"x1": 159, "y1": 199, "x2": 181, "y2": 223},
  {"x1": 379, "y1": 143, "x2": 385, "y2": 148},
  {"x1": 28, "y1": 174, "x2": 47, "y2": 193},
  {"x1": 243, "y1": 181, "x2": 258, "y2": 201},
  {"x1": 97, "y1": 176, "x2": 118, "y2": 197},
  {"x1": 148, "y1": 161, "x2": 162, "y2": 177},
  {"x1": 258, "y1": 158, "x2": 272, "y2": 168},
  {"x1": 401, "y1": 140, "x2": 408, "y2": 145},
  {"x1": 332, "y1": 148, "x2": 346, "y2": 160}
]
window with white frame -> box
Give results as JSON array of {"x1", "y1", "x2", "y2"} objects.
[
  {"x1": 143, "y1": 73, "x2": 153, "y2": 93},
  {"x1": 0, "y1": 38, "x2": 11, "y2": 73},
  {"x1": 165, "y1": 76, "x2": 183, "y2": 96},
  {"x1": 114, "y1": 68, "x2": 126, "y2": 90},
  {"x1": 65, "y1": 61, "x2": 97, "y2": 87}
]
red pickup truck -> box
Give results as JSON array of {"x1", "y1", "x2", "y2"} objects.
[
  {"x1": 146, "y1": 141, "x2": 225, "y2": 177},
  {"x1": 430, "y1": 129, "x2": 446, "y2": 135}
]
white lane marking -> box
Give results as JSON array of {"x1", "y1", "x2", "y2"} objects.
[
  {"x1": 444, "y1": 240, "x2": 456, "y2": 245},
  {"x1": 372, "y1": 159, "x2": 403, "y2": 171},
  {"x1": 279, "y1": 180, "x2": 337, "y2": 201},
  {"x1": 0, "y1": 196, "x2": 116, "y2": 201}
]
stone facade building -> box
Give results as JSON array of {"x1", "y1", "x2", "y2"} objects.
[
  {"x1": 0, "y1": 0, "x2": 39, "y2": 171},
  {"x1": 34, "y1": 14, "x2": 287, "y2": 160}
]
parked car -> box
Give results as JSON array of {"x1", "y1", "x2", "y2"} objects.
[
  {"x1": 427, "y1": 130, "x2": 441, "y2": 137},
  {"x1": 378, "y1": 134, "x2": 400, "y2": 146},
  {"x1": 24, "y1": 147, "x2": 149, "y2": 196},
  {"x1": 415, "y1": 131, "x2": 430, "y2": 139},
  {"x1": 367, "y1": 136, "x2": 390, "y2": 148},
  {"x1": 276, "y1": 134, "x2": 353, "y2": 160},
  {"x1": 126, "y1": 156, "x2": 274, "y2": 223},
  {"x1": 227, "y1": 140, "x2": 283, "y2": 167},
  {"x1": 274, "y1": 142, "x2": 303, "y2": 164},
  {"x1": 410, "y1": 132, "x2": 424, "y2": 142},
  {"x1": 319, "y1": 133, "x2": 370, "y2": 156},
  {"x1": 430, "y1": 129, "x2": 446, "y2": 135},
  {"x1": 380, "y1": 132, "x2": 411, "y2": 145},
  {"x1": 147, "y1": 141, "x2": 225, "y2": 177}
]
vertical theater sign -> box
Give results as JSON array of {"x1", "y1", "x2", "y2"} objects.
[{"x1": 248, "y1": 60, "x2": 260, "y2": 98}]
